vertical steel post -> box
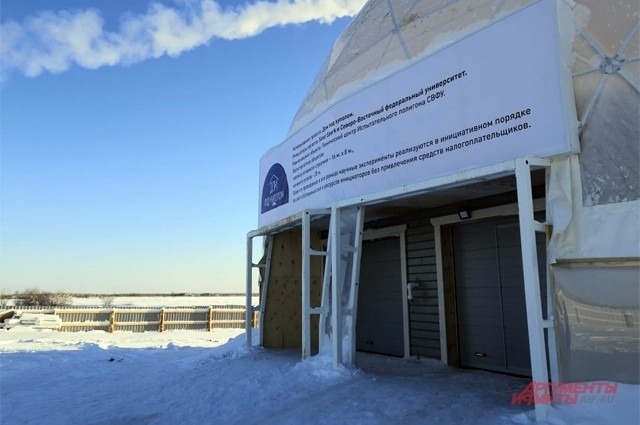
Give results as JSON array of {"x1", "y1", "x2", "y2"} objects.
[
  {"x1": 302, "y1": 211, "x2": 312, "y2": 360},
  {"x1": 245, "y1": 236, "x2": 253, "y2": 347},
  {"x1": 259, "y1": 235, "x2": 274, "y2": 347},
  {"x1": 547, "y1": 272, "x2": 560, "y2": 384},
  {"x1": 319, "y1": 227, "x2": 333, "y2": 356},
  {"x1": 345, "y1": 206, "x2": 365, "y2": 366},
  {"x1": 330, "y1": 206, "x2": 343, "y2": 366},
  {"x1": 399, "y1": 228, "x2": 411, "y2": 358},
  {"x1": 516, "y1": 158, "x2": 549, "y2": 421}
]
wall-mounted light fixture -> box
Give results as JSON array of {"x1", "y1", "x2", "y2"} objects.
[
  {"x1": 458, "y1": 207, "x2": 472, "y2": 220},
  {"x1": 407, "y1": 279, "x2": 421, "y2": 301}
]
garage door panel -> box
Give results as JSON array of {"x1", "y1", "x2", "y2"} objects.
[
  {"x1": 502, "y1": 305, "x2": 527, "y2": 320},
  {"x1": 358, "y1": 335, "x2": 404, "y2": 356},
  {"x1": 358, "y1": 289, "x2": 402, "y2": 301},
  {"x1": 502, "y1": 311, "x2": 528, "y2": 329},
  {"x1": 455, "y1": 227, "x2": 493, "y2": 240},
  {"x1": 504, "y1": 325, "x2": 529, "y2": 342},
  {"x1": 360, "y1": 262, "x2": 400, "y2": 280},
  {"x1": 457, "y1": 315, "x2": 504, "y2": 329},
  {"x1": 369, "y1": 320, "x2": 404, "y2": 332},
  {"x1": 357, "y1": 237, "x2": 404, "y2": 357},
  {"x1": 501, "y1": 290, "x2": 527, "y2": 316},
  {"x1": 359, "y1": 287, "x2": 403, "y2": 297},
  {"x1": 456, "y1": 286, "x2": 500, "y2": 299},
  {"x1": 500, "y1": 285, "x2": 525, "y2": 297},
  {"x1": 364, "y1": 244, "x2": 398, "y2": 261},
  {"x1": 501, "y1": 282, "x2": 547, "y2": 318},
  {"x1": 459, "y1": 332, "x2": 505, "y2": 350},
  {"x1": 459, "y1": 337, "x2": 506, "y2": 370},
  {"x1": 457, "y1": 296, "x2": 503, "y2": 312},
  {"x1": 456, "y1": 301, "x2": 501, "y2": 319},
  {"x1": 454, "y1": 216, "x2": 546, "y2": 377},
  {"x1": 505, "y1": 346, "x2": 532, "y2": 371},
  {"x1": 497, "y1": 249, "x2": 526, "y2": 262},
  {"x1": 499, "y1": 272, "x2": 527, "y2": 286},
  {"x1": 358, "y1": 298, "x2": 401, "y2": 321},
  {"x1": 456, "y1": 305, "x2": 502, "y2": 317},
  {"x1": 460, "y1": 348, "x2": 505, "y2": 364},
  {"x1": 454, "y1": 249, "x2": 497, "y2": 262},
  {"x1": 457, "y1": 310, "x2": 502, "y2": 325},
  {"x1": 456, "y1": 238, "x2": 495, "y2": 251},
  {"x1": 358, "y1": 323, "x2": 404, "y2": 341},
  {"x1": 460, "y1": 356, "x2": 506, "y2": 371},
  {"x1": 496, "y1": 223, "x2": 520, "y2": 239},
  {"x1": 366, "y1": 256, "x2": 402, "y2": 267},
  {"x1": 456, "y1": 266, "x2": 499, "y2": 277},
  {"x1": 504, "y1": 333, "x2": 529, "y2": 347},
  {"x1": 456, "y1": 268, "x2": 498, "y2": 280},
  {"x1": 454, "y1": 277, "x2": 499, "y2": 288},
  {"x1": 457, "y1": 293, "x2": 502, "y2": 324}
]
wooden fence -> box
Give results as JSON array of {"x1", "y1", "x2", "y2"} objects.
[{"x1": 7, "y1": 305, "x2": 259, "y2": 333}]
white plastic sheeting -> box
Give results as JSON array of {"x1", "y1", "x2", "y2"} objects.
[
  {"x1": 573, "y1": 0, "x2": 639, "y2": 206},
  {"x1": 549, "y1": 157, "x2": 640, "y2": 261}
]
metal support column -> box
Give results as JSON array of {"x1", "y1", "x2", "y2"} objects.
[
  {"x1": 516, "y1": 157, "x2": 554, "y2": 421},
  {"x1": 258, "y1": 235, "x2": 274, "y2": 346},
  {"x1": 245, "y1": 234, "x2": 274, "y2": 347},
  {"x1": 326, "y1": 205, "x2": 365, "y2": 367},
  {"x1": 329, "y1": 206, "x2": 343, "y2": 366},
  {"x1": 301, "y1": 209, "x2": 330, "y2": 360},
  {"x1": 318, "y1": 227, "x2": 333, "y2": 356},
  {"x1": 245, "y1": 236, "x2": 254, "y2": 347},
  {"x1": 344, "y1": 206, "x2": 365, "y2": 366}
]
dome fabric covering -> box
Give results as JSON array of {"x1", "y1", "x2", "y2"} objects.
[
  {"x1": 290, "y1": 0, "x2": 639, "y2": 207},
  {"x1": 250, "y1": 0, "x2": 639, "y2": 403}
]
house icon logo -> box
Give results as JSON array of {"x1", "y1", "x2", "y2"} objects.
[
  {"x1": 261, "y1": 163, "x2": 289, "y2": 213},
  {"x1": 268, "y1": 175, "x2": 280, "y2": 194}
]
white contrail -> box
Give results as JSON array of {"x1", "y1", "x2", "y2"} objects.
[{"x1": 0, "y1": 0, "x2": 366, "y2": 80}]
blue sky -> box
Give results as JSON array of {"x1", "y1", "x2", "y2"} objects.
[{"x1": 0, "y1": 0, "x2": 364, "y2": 294}]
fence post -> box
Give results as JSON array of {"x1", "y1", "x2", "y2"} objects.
[
  {"x1": 252, "y1": 310, "x2": 259, "y2": 328},
  {"x1": 208, "y1": 306, "x2": 214, "y2": 332},
  {"x1": 53, "y1": 309, "x2": 59, "y2": 332},
  {"x1": 160, "y1": 308, "x2": 165, "y2": 332},
  {"x1": 109, "y1": 309, "x2": 116, "y2": 333}
]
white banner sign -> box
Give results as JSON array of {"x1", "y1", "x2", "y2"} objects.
[{"x1": 258, "y1": 0, "x2": 574, "y2": 228}]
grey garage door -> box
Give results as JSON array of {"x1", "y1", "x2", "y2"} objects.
[
  {"x1": 356, "y1": 237, "x2": 404, "y2": 357},
  {"x1": 453, "y1": 217, "x2": 547, "y2": 376}
]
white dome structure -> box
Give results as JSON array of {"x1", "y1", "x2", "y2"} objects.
[
  {"x1": 290, "y1": 0, "x2": 639, "y2": 206},
  {"x1": 247, "y1": 2, "x2": 639, "y2": 421}
]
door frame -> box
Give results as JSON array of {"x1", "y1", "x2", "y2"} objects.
[
  {"x1": 431, "y1": 199, "x2": 545, "y2": 365},
  {"x1": 361, "y1": 224, "x2": 410, "y2": 358}
]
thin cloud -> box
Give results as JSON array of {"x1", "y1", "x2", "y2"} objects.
[{"x1": 0, "y1": 0, "x2": 366, "y2": 80}]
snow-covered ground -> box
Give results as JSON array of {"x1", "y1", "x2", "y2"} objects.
[{"x1": 0, "y1": 329, "x2": 637, "y2": 425}]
